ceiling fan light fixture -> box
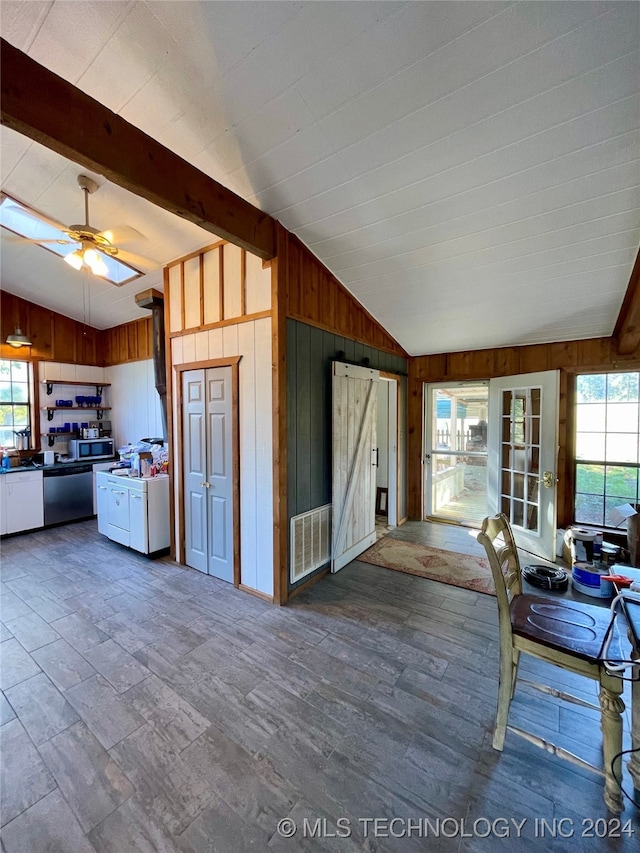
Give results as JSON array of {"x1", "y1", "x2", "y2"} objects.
[
  {"x1": 6, "y1": 327, "x2": 32, "y2": 348},
  {"x1": 64, "y1": 249, "x2": 84, "y2": 270},
  {"x1": 82, "y1": 247, "x2": 108, "y2": 275}
]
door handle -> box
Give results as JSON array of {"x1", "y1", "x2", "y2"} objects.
[
  {"x1": 372, "y1": 448, "x2": 379, "y2": 467},
  {"x1": 200, "y1": 481, "x2": 211, "y2": 489},
  {"x1": 538, "y1": 471, "x2": 554, "y2": 489}
]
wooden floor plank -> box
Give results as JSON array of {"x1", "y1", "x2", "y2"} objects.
[{"x1": 0, "y1": 518, "x2": 636, "y2": 852}]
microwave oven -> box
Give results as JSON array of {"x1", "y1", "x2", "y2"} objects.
[{"x1": 68, "y1": 438, "x2": 115, "y2": 461}]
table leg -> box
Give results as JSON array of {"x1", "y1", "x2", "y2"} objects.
[
  {"x1": 600, "y1": 672, "x2": 625, "y2": 814},
  {"x1": 628, "y1": 644, "x2": 640, "y2": 796}
]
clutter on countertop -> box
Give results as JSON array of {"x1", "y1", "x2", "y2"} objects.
[{"x1": 118, "y1": 439, "x2": 168, "y2": 478}]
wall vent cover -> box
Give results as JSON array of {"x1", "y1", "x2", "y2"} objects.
[{"x1": 290, "y1": 504, "x2": 331, "y2": 583}]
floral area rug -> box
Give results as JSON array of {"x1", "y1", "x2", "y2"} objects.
[{"x1": 358, "y1": 536, "x2": 496, "y2": 596}]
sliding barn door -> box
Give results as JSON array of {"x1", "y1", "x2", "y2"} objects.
[
  {"x1": 332, "y1": 362, "x2": 379, "y2": 572},
  {"x1": 487, "y1": 370, "x2": 559, "y2": 561}
]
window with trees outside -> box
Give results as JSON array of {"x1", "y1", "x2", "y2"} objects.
[
  {"x1": 0, "y1": 359, "x2": 31, "y2": 449},
  {"x1": 575, "y1": 372, "x2": 640, "y2": 528}
]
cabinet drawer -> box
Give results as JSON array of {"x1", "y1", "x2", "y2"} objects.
[
  {"x1": 108, "y1": 523, "x2": 130, "y2": 546},
  {"x1": 107, "y1": 484, "x2": 129, "y2": 531}
]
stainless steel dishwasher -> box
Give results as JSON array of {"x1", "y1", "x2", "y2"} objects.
[{"x1": 43, "y1": 464, "x2": 94, "y2": 525}]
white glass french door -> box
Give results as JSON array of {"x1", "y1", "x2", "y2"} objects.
[{"x1": 487, "y1": 371, "x2": 559, "y2": 561}]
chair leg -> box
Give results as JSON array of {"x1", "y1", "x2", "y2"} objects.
[
  {"x1": 599, "y1": 672, "x2": 625, "y2": 814},
  {"x1": 493, "y1": 649, "x2": 513, "y2": 751},
  {"x1": 511, "y1": 649, "x2": 520, "y2": 699}
]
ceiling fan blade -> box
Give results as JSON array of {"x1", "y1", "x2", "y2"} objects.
[
  {"x1": 97, "y1": 225, "x2": 146, "y2": 245},
  {"x1": 3, "y1": 234, "x2": 75, "y2": 246},
  {"x1": 111, "y1": 248, "x2": 160, "y2": 271}
]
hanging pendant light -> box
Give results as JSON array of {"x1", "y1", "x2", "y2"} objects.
[{"x1": 6, "y1": 327, "x2": 33, "y2": 348}]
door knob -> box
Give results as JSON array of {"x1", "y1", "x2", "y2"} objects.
[{"x1": 539, "y1": 471, "x2": 554, "y2": 489}]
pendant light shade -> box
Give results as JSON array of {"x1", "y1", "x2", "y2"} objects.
[{"x1": 6, "y1": 327, "x2": 33, "y2": 348}]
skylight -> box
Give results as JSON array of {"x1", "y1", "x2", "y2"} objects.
[{"x1": 0, "y1": 193, "x2": 142, "y2": 286}]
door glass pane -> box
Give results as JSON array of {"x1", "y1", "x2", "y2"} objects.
[
  {"x1": 498, "y1": 385, "x2": 542, "y2": 533},
  {"x1": 530, "y1": 388, "x2": 541, "y2": 416},
  {"x1": 426, "y1": 384, "x2": 488, "y2": 525}
]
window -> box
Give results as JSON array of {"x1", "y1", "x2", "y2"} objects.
[
  {"x1": 0, "y1": 360, "x2": 31, "y2": 448},
  {"x1": 0, "y1": 194, "x2": 142, "y2": 286},
  {"x1": 574, "y1": 372, "x2": 639, "y2": 527}
]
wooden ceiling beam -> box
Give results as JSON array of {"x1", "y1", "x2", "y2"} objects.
[
  {"x1": 613, "y1": 246, "x2": 640, "y2": 355},
  {"x1": 0, "y1": 39, "x2": 276, "y2": 260}
]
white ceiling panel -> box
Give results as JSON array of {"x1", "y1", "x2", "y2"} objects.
[{"x1": 1, "y1": 1, "x2": 638, "y2": 354}]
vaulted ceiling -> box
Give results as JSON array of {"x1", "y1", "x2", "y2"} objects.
[{"x1": 1, "y1": 1, "x2": 638, "y2": 355}]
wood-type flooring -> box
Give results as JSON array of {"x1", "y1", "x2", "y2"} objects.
[{"x1": 0, "y1": 519, "x2": 637, "y2": 852}]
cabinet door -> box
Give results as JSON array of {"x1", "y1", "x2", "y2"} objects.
[
  {"x1": 6, "y1": 473, "x2": 44, "y2": 533},
  {"x1": 128, "y1": 488, "x2": 148, "y2": 553},
  {"x1": 0, "y1": 477, "x2": 6, "y2": 536},
  {"x1": 96, "y1": 478, "x2": 110, "y2": 535},
  {"x1": 107, "y1": 483, "x2": 129, "y2": 545}
]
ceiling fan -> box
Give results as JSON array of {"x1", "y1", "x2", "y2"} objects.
[{"x1": 1, "y1": 174, "x2": 158, "y2": 285}]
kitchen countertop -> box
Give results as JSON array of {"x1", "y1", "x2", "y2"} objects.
[{"x1": 1, "y1": 457, "x2": 120, "y2": 474}]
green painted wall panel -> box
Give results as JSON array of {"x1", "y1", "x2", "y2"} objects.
[{"x1": 286, "y1": 318, "x2": 407, "y2": 590}]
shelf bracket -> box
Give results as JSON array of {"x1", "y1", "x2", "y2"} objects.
[
  {"x1": 47, "y1": 435, "x2": 55, "y2": 447},
  {"x1": 96, "y1": 409, "x2": 104, "y2": 421},
  {"x1": 46, "y1": 410, "x2": 54, "y2": 422},
  {"x1": 96, "y1": 385, "x2": 104, "y2": 395},
  {"x1": 45, "y1": 382, "x2": 53, "y2": 395}
]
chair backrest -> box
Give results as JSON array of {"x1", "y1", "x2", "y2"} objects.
[{"x1": 478, "y1": 513, "x2": 523, "y2": 636}]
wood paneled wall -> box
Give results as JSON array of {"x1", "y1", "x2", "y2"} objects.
[
  {"x1": 1, "y1": 291, "x2": 99, "y2": 364},
  {"x1": 408, "y1": 337, "x2": 640, "y2": 526},
  {"x1": 101, "y1": 317, "x2": 153, "y2": 366},
  {"x1": 282, "y1": 232, "x2": 407, "y2": 358},
  {"x1": 166, "y1": 240, "x2": 271, "y2": 335},
  {"x1": 1, "y1": 291, "x2": 154, "y2": 367}
]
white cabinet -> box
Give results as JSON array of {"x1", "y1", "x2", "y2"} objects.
[
  {"x1": 3, "y1": 470, "x2": 44, "y2": 534},
  {"x1": 93, "y1": 461, "x2": 113, "y2": 514},
  {"x1": 96, "y1": 475, "x2": 109, "y2": 536},
  {"x1": 0, "y1": 477, "x2": 6, "y2": 536},
  {"x1": 96, "y1": 472, "x2": 169, "y2": 555}
]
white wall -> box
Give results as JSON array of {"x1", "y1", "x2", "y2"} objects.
[
  {"x1": 38, "y1": 362, "x2": 106, "y2": 454},
  {"x1": 171, "y1": 317, "x2": 274, "y2": 597},
  {"x1": 105, "y1": 360, "x2": 164, "y2": 450}
]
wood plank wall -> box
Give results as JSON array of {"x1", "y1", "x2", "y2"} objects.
[
  {"x1": 166, "y1": 239, "x2": 271, "y2": 335},
  {"x1": 408, "y1": 337, "x2": 640, "y2": 526},
  {"x1": 283, "y1": 232, "x2": 407, "y2": 357},
  {"x1": 1, "y1": 291, "x2": 154, "y2": 367},
  {"x1": 101, "y1": 317, "x2": 153, "y2": 365},
  {"x1": 1, "y1": 291, "x2": 99, "y2": 364}
]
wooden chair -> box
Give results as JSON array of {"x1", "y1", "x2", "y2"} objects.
[{"x1": 477, "y1": 512, "x2": 625, "y2": 813}]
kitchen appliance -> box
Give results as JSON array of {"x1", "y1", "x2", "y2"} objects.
[
  {"x1": 43, "y1": 450, "x2": 55, "y2": 465},
  {"x1": 43, "y1": 464, "x2": 94, "y2": 525},
  {"x1": 68, "y1": 438, "x2": 114, "y2": 461},
  {"x1": 82, "y1": 428, "x2": 100, "y2": 439}
]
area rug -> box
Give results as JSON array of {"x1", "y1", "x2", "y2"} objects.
[{"x1": 358, "y1": 537, "x2": 496, "y2": 596}]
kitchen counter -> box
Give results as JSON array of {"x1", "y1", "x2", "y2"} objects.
[{"x1": 2, "y1": 457, "x2": 119, "y2": 474}]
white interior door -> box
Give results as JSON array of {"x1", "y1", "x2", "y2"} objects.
[
  {"x1": 332, "y1": 362, "x2": 379, "y2": 572},
  {"x1": 205, "y1": 368, "x2": 234, "y2": 583},
  {"x1": 488, "y1": 370, "x2": 559, "y2": 561},
  {"x1": 183, "y1": 369, "x2": 207, "y2": 573},
  {"x1": 182, "y1": 366, "x2": 234, "y2": 580}
]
